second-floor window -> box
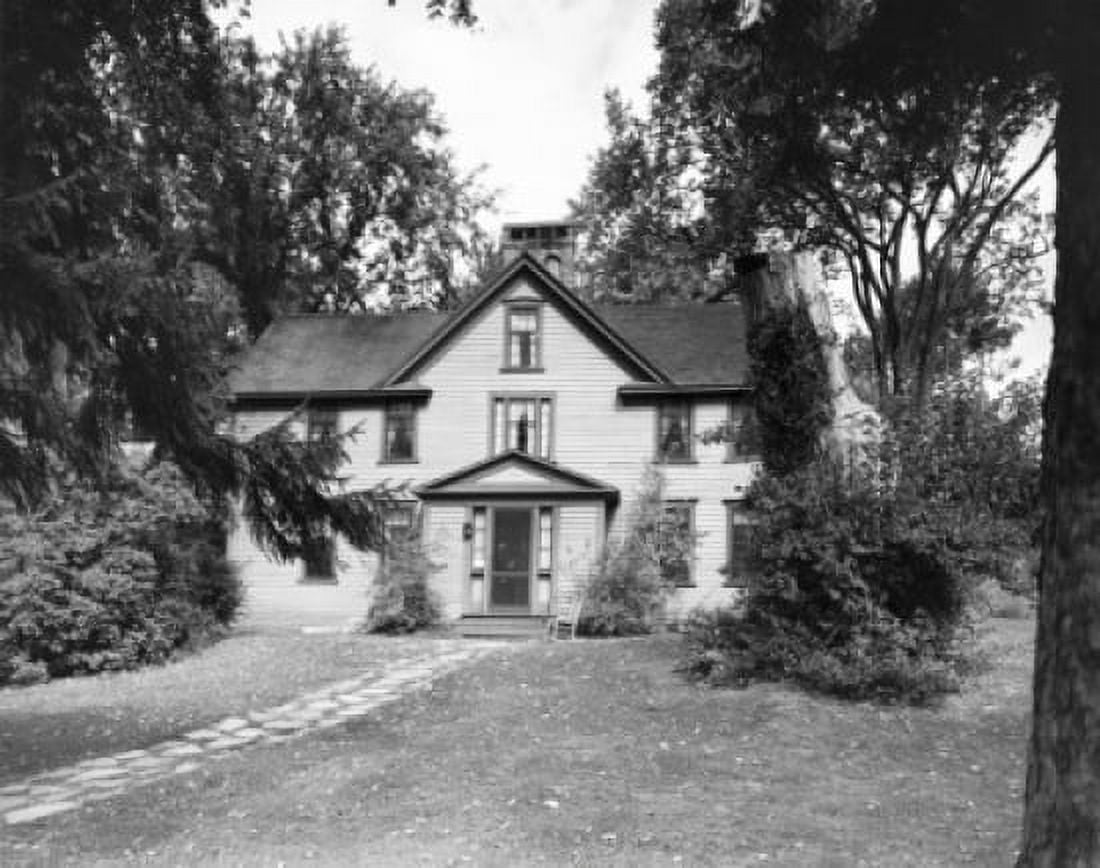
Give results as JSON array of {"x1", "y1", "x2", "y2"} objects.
[
  {"x1": 307, "y1": 408, "x2": 338, "y2": 444},
  {"x1": 505, "y1": 306, "x2": 541, "y2": 370},
  {"x1": 727, "y1": 401, "x2": 761, "y2": 461},
  {"x1": 656, "y1": 400, "x2": 692, "y2": 462},
  {"x1": 383, "y1": 401, "x2": 417, "y2": 462},
  {"x1": 492, "y1": 395, "x2": 552, "y2": 459}
]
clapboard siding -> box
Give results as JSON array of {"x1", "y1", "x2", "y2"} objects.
[{"x1": 230, "y1": 271, "x2": 758, "y2": 623}]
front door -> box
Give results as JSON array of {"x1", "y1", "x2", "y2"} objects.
[{"x1": 490, "y1": 507, "x2": 532, "y2": 612}]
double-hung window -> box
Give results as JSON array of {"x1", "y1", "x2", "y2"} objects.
[
  {"x1": 504, "y1": 306, "x2": 541, "y2": 370},
  {"x1": 382, "y1": 502, "x2": 419, "y2": 560},
  {"x1": 492, "y1": 395, "x2": 553, "y2": 459},
  {"x1": 303, "y1": 535, "x2": 336, "y2": 581},
  {"x1": 383, "y1": 401, "x2": 417, "y2": 463},
  {"x1": 726, "y1": 400, "x2": 761, "y2": 461},
  {"x1": 656, "y1": 400, "x2": 693, "y2": 462},
  {"x1": 658, "y1": 501, "x2": 695, "y2": 587},
  {"x1": 307, "y1": 408, "x2": 338, "y2": 444},
  {"x1": 725, "y1": 503, "x2": 761, "y2": 589}
]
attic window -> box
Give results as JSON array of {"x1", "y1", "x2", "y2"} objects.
[{"x1": 504, "y1": 306, "x2": 542, "y2": 371}]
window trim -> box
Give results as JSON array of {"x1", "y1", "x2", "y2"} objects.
[
  {"x1": 488, "y1": 392, "x2": 555, "y2": 460},
  {"x1": 306, "y1": 407, "x2": 338, "y2": 444},
  {"x1": 725, "y1": 399, "x2": 761, "y2": 463},
  {"x1": 655, "y1": 399, "x2": 695, "y2": 464},
  {"x1": 724, "y1": 500, "x2": 760, "y2": 589},
  {"x1": 381, "y1": 500, "x2": 421, "y2": 563},
  {"x1": 659, "y1": 499, "x2": 696, "y2": 588},
  {"x1": 301, "y1": 535, "x2": 337, "y2": 583},
  {"x1": 380, "y1": 400, "x2": 418, "y2": 464},
  {"x1": 501, "y1": 303, "x2": 543, "y2": 372}
]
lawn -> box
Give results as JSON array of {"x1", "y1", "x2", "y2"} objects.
[
  {"x1": 0, "y1": 618, "x2": 1034, "y2": 866},
  {"x1": 0, "y1": 628, "x2": 469, "y2": 785}
]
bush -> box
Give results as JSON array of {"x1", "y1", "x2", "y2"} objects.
[
  {"x1": 0, "y1": 462, "x2": 240, "y2": 685},
  {"x1": 684, "y1": 456, "x2": 979, "y2": 704},
  {"x1": 580, "y1": 467, "x2": 690, "y2": 636},
  {"x1": 365, "y1": 535, "x2": 442, "y2": 634}
]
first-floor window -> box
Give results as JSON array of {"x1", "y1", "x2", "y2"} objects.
[
  {"x1": 470, "y1": 507, "x2": 487, "y2": 574},
  {"x1": 382, "y1": 502, "x2": 419, "y2": 556},
  {"x1": 658, "y1": 501, "x2": 695, "y2": 587},
  {"x1": 303, "y1": 535, "x2": 335, "y2": 581},
  {"x1": 725, "y1": 503, "x2": 761, "y2": 588},
  {"x1": 537, "y1": 507, "x2": 553, "y2": 577},
  {"x1": 492, "y1": 396, "x2": 552, "y2": 459}
]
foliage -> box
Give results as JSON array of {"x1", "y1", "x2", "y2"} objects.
[
  {"x1": 580, "y1": 467, "x2": 693, "y2": 635},
  {"x1": 748, "y1": 302, "x2": 833, "y2": 476},
  {"x1": 365, "y1": 535, "x2": 443, "y2": 634},
  {"x1": 0, "y1": 3, "x2": 487, "y2": 581},
  {"x1": 683, "y1": 453, "x2": 980, "y2": 703},
  {"x1": 0, "y1": 463, "x2": 241, "y2": 684},
  {"x1": 573, "y1": 0, "x2": 1054, "y2": 401}
]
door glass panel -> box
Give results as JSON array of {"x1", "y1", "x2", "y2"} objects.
[{"x1": 491, "y1": 508, "x2": 531, "y2": 608}]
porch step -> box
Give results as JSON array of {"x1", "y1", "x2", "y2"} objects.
[{"x1": 458, "y1": 615, "x2": 552, "y2": 639}]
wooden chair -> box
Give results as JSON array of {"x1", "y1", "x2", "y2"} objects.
[{"x1": 549, "y1": 594, "x2": 584, "y2": 640}]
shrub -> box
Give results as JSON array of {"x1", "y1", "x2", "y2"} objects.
[
  {"x1": 580, "y1": 467, "x2": 690, "y2": 635},
  {"x1": 365, "y1": 535, "x2": 442, "y2": 634},
  {"x1": 0, "y1": 462, "x2": 241, "y2": 685},
  {"x1": 684, "y1": 456, "x2": 979, "y2": 704}
]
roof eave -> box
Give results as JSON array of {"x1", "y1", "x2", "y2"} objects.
[
  {"x1": 230, "y1": 387, "x2": 433, "y2": 406},
  {"x1": 617, "y1": 383, "x2": 752, "y2": 399}
]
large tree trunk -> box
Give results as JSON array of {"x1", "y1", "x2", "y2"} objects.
[
  {"x1": 741, "y1": 251, "x2": 881, "y2": 460},
  {"x1": 1017, "y1": 3, "x2": 1100, "y2": 864}
]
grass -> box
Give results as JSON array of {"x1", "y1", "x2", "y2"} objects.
[
  {"x1": 0, "y1": 627, "x2": 464, "y2": 785},
  {"x1": 0, "y1": 618, "x2": 1034, "y2": 866}
]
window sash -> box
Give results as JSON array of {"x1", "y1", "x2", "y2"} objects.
[
  {"x1": 659, "y1": 502, "x2": 694, "y2": 586},
  {"x1": 492, "y1": 396, "x2": 552, "y2": 459},
  {"x1": 303, "y1": 536, "x2": 335, "y2": 579},
  {"x1": 657, "y1": 401, "x2": 692, "y2": 461},
  {"x1": 384, "y1": 402, "x2": 416, "y2": 461},
  {"x1": 307, "y1": 409, "x2": 338, "y2": 444},
  {"x1": 727, "y1": 401, "x2": 761, "y2": 460},
  {"x1": 506, "y1": 308, "x2": 540, "y2": 368},
  {"x1": 726, "y1": 504, "x2": 761, "y2": 588}
]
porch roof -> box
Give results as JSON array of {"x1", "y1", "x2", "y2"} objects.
[{"x1": 415, "y1": 450, "x2": 619, "y2": 503}]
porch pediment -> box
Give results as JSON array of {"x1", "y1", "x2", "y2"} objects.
[{"x1": 415, "y1": 450, "x2": 619, "y2": 502}]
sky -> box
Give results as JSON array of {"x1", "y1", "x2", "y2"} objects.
[
  {"x1": 222, "y1": 0, "x2": 1052, "y2": 379},
  {"x1": 227, "y1": 0, "x2": 659, "y2": 227}
]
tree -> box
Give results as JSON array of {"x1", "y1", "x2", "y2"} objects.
[
  {"x1": 199, "y1": 28, "x2": 491, "y2": 336},
  {"x1": 634, "y1": 0, "x2": 1094, "y2": 860},
  {"x1": 606, "y1": 0, "x2": 1053, "y2": 405},
  {"x1": 0, "y1": 3, "x2": 423, "y2": 563}
]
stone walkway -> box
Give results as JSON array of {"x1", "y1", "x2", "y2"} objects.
[{"x1": 1, "y1": 640, "x2": 504, "y2": 826}]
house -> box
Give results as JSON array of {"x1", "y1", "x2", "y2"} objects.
[{"x1": 226, "y1": 223, "x2": 762, "y2": 631}]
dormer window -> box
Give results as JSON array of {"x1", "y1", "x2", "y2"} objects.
[{"x1": 504, "y1": 306, "x2": 541, "y2": 371}]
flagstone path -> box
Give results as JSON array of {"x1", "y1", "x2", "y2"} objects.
[{"x1": 1, "y1": 640, "x2": 505, "y2": 826}]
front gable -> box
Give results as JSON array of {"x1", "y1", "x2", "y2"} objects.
[
  {"x1": 382, "y1": 254, "x2": 669, "y2": 387},
  {"x1": 416, "y1": 450, "x2": 619, "y2": 502}
]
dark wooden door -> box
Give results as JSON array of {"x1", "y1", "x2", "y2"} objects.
[{"x1": 490, "y1": 507, "x2": 532, "y2": 611}]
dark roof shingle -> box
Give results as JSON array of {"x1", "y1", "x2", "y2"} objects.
[
  {"x1": 595, "y1": 303, "x2": 749, "y2": 385},
  {"x1": 227, "y1": 312, "x2": 447, "y2": 395},
  {"x1": 228, "y1": 297, "x2": 750, "y2": 397}
]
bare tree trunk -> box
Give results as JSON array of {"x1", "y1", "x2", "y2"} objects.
[{"x1": 1017, "y1": 3, "x2": 1100, "y2": 863}]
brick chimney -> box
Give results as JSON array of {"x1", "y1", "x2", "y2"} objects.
[{"x1": 500, "y1": 220, "x2": 580, "y2": 288}]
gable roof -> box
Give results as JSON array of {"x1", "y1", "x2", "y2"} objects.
[
  {"x1": 382, "y1": 253, "x2": 668, "y2": 385},
  {"x1": 416, "y1": 450, "x2": 619, "y2": 502},
  {"x1": 227, "y1": 254, "x2": 751, "y2": 400},
  {"x1": 595, "y1": 304, "x2": 749, "y2": 386},
  {"x1": 227, "y1": 311, "x2": 447, "y2": 397}
]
